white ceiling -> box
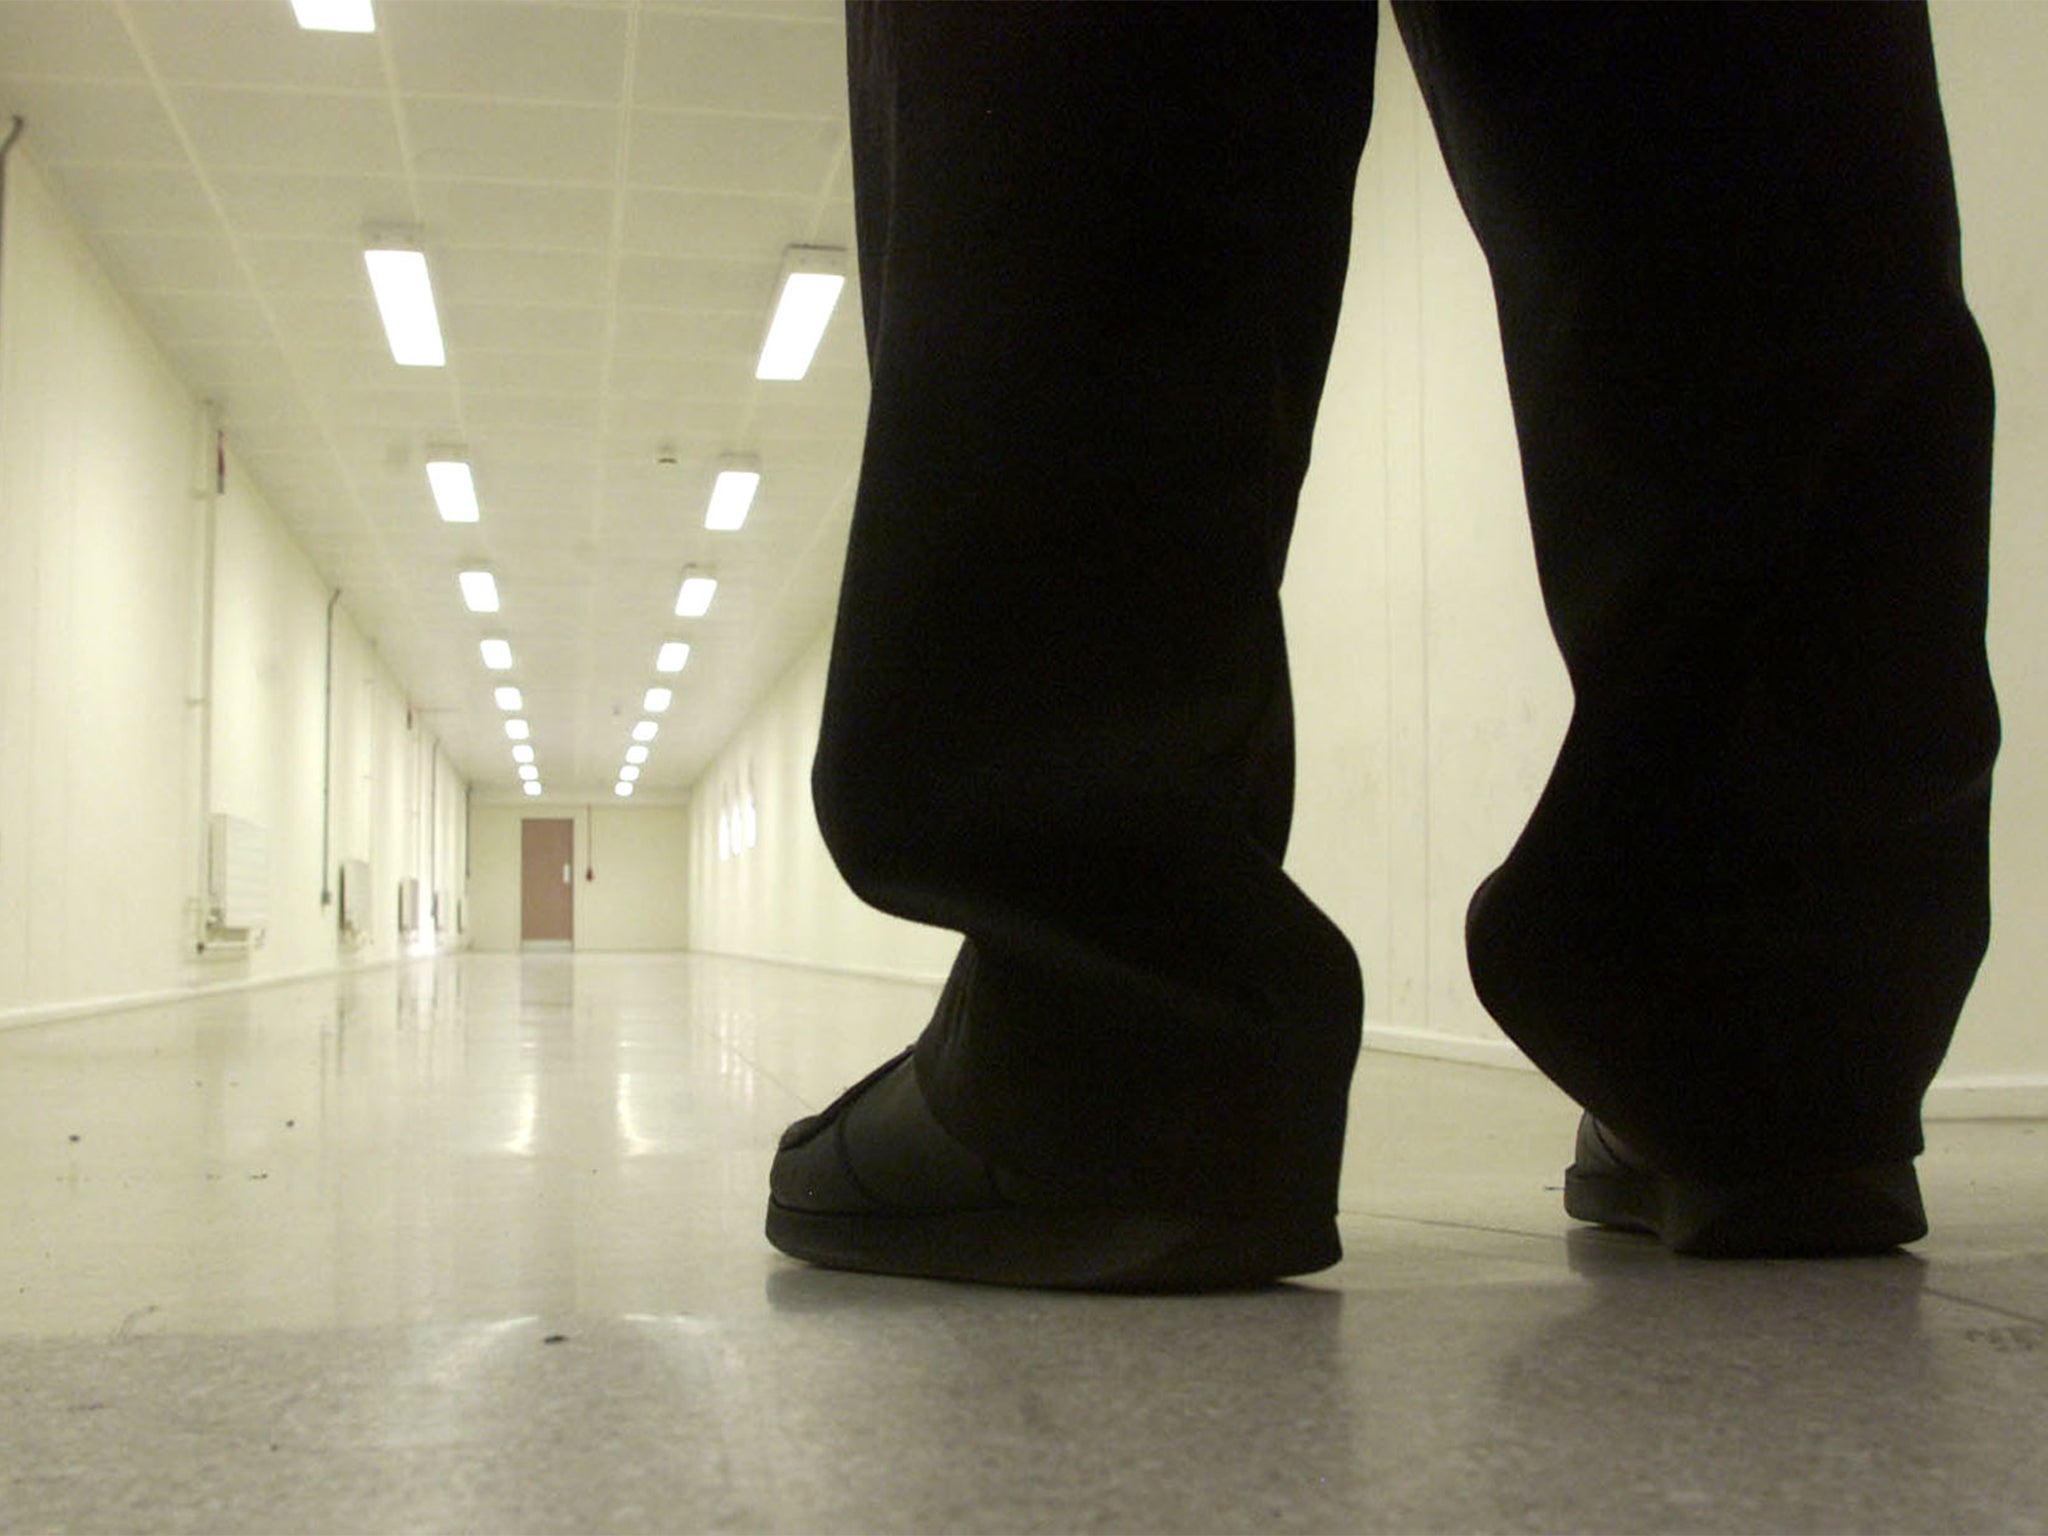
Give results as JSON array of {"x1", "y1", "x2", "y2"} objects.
[{"x1": 0, "y1": 0, "x2": 868, "y2": 803}]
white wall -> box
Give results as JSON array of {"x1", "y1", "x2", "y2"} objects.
[
  {"x1": 468, "y1": 802, "x2": 691, "y2": 953},
  {"x1": 682, "y1": 2, "x2": 2048, "y2": 1095},
  {"x1": 0, "y1": 150, "x2": 466, "y2": 1025},
  {"x1": 1931, "y1": 0, "x2": 2048, "y2": 1087},
  {"x1": 685, "y1": 633, "x2": 955, "y2": 982}
]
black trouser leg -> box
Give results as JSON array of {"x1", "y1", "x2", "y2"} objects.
[
  {"x1": 817, "y1": 3, "x2": 1377, "y2": 1218},
  {"x1": 1394, "y1": 2, "x2": 1998, "y2": 1179}
]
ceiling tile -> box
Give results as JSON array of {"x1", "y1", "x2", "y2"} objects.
[
  {"x1": 209, "y1": 169, "x2": 413, "y2": 241},
  {"x1": 613, "y1": 252, "x2": 778, "y2": 312},
  {"x1": 610, "y1": 306, "x2": 757, "y2": 361},
  {"x1": 626, "y1": 109, "x2": 841, "y2": 197},
  {"x1": 463, "y1": 351, "x2": 608, "y2": 398},
  {"x1": 383, "y1": 1, "x2": 630, "y2": 104},
  {"x1": 621, "y1": 187, "x2": 813, "y2": 260},
  {"x1": 633, "y1": 9, "x2": 844, "y2": 119},
  {"x1": 415, "y1": 179, "x2": 617, "y2": 251},
  {"x1": 36, "y1": 160, "x2": 218, "y2": 232},
  {"x1": 0, "y1": 79, "x2": 183, "y2": 163},
  {"x1": 89, "y1": 228, "x2": 242, "y2": 291},
  {"x1": 431, "y1": 246, "x2": 610, "y2": 307},
  {"x1": 174, "y1": 86, "x2": 405, "y2": 175},
  {"x1": 127, "y1": 288, "x2": 271, "y2": 346},
  {"x1": 404, "y1": 98, "x2": 621, "y2": 184},
  {"x1": 127, "y1": 1, "x2": 386, "y2": 93},
  {"x1": 0, "y1": 3, "x2": 144, "y2": 79}
]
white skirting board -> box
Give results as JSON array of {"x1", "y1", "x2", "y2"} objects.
[
  {"x1": 0, "y1": 941, "x2": 470, "y2": 1033},
  {"x1": 1360, "y1": 1022, "x2": 2048, "y2": 1122}
]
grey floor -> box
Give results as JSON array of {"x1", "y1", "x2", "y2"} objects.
[{"x1": 2, "y1": 953, "x2": 2045, "y2": 1535}]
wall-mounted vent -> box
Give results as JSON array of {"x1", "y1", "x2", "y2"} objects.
[
  {"x1": 206, "y1": 814, "x2": 268, "y2": 940},
  {"x1": 396, "y1": 876, "x2": 420, "y2": 936},
  {"x1": 338, "y1": 858, "x2": 373, "y2": 944}
]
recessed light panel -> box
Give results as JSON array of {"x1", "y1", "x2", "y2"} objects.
[
  {"x1": 480, "y1": 638, "x2": 514, "y2": 670},
  {"x1": 495, "y1": 686, "x2": 523, "y2": 711},
  {"x1": 459, "y1": 570, "x2": 499, "y2": 612},
  {"x1": 427, "y1": 459, "x2": 479, "y2": 523},
  {"x1": 364, "y1": 247, "x2": 445, "y2": 367},
  {"x1": 505, "y1": 719, "x2": 530, "y2": 741},
  {"x1": 705, "y1": 468, "x2": 760, "y2": 532},
  {"x1": 643, "y1": 688, "x2": 672, "y2": 713},
  {"x1": 656, "y1": 642, "x2": 690, "y2": 673},
  {"x1": 293, "y1": 0, "x2": 375, "y2": 32},
  {"x1": 512, "y1": 744, "x2": 535, "y2": 765},
  {"x1": 675, "y1": 575, "x2": 717, "y2": 618},
  {"x1": 756, "y1": 252, "x2": 847, "y2": 381},
  {"x1": 631, "y1": 721, "x2": 659, "y2": 743}
]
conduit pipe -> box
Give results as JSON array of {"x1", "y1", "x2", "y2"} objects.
[
  {"x1": 191, "y1": 404, "x2": 224, "y2": 952},
  {"x1": 320, "y1": 588, "x2": 341, "y2": 908}
]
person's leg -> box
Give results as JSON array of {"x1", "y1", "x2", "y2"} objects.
[
  {"x1": 1394, "y1": 2, "x2": 1997, "y2": 1250},
  {"x1": 772, "y1": 2, "x2": 1376, "y2": 1288}
]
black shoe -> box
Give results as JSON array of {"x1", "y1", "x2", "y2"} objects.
[
  {"x1": 1562, "y1": 1113, "x2": 1928, "y2": 1257},
  {"x1": 766, "y1": 1046, "x2": 1341, "y2": 1291}
]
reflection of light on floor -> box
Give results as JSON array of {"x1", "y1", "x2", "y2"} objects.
[
  {"x1": 616, "y1": 1071, "x2": 657, "y2": 1157},
  {"x1": 502, "y1": 1077, "x2": 538, "y2": 1155},
  {"x1": 408, "y1": 931, "x2": 440, "y2": 960},
  {"x1": 711, "y1": 1019, "x2": 759, "y2": 1106}
]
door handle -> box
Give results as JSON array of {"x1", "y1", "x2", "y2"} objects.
[{"x1": 562, "y1": 862, "x2": 571, "y2": 884}]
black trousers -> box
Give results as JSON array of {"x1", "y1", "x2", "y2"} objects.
[{"x1": 815, "y1": 2, "x2": 1997, "y2": 1218}]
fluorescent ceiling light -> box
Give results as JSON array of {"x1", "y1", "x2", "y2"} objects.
[
  {"x1": 614, "y1": 781, "x2": 634, "y2": 798},
  {"x1": 427, "y1": 459, "x2": 479, "y2": 523},
  {"x1": 480, "y1": 638, "x2": 514, "y2": 670},
  {"x1": 494, "y1": 686, "x2": 523, "y2": 711},
  {"x1": 505, "y1": 719, "x2": 530, "y2": 741},
  {"x1": 625, "y1": 744, "x2": 649, "y2": 765},
  {"x1": 364, "y1": 245, "x2": 445, "y2": 367},
  {"x1": 459, "y1": 570, "x2": 499, "y2": 612},
  {"x1": 524, "y1": 781, "x2": 543, "y2": 797},
  {"x1": 705, "y1": 465, "x2": 760, "y2": 532},
  {"x1": 756, "y1": 250, "x2": 847, "y2": 381},
  {"x1": 512, "y1": 744, "x2": 535, "y2": 765},
  {"x1": 675, "y1": 574, "x2": 717, "y2": 618},
  {"x1": 292, "y1": 0, "x2": 375, "y2": 32},
  {"x1": 619, "y1": 765, "x2": 641, "y2": 783},
  {"x1": 518, "y1": 764, "x2": 539, "y2": 782},
  {"x1": 656, "y1": 642, "x2": 690, "y2": 673},
  {"x1": 643, "y1": 688, "x2": 672, "y2": 713},
  {"x1": 632, "y1": 720, "x2": 659, "y2": 743}
]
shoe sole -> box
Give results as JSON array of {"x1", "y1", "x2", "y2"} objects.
[
  {"x1": 765, "y1": 1200, "x2": 1341, "y2": 1292},
  {"x1": 1563, "y1": 1158, "x2": 1928, "y2": 1257}
]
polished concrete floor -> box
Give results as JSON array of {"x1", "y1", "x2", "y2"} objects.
[{"x1": 2, "y1": 952, "x2": 2046, "y2": 1534}]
